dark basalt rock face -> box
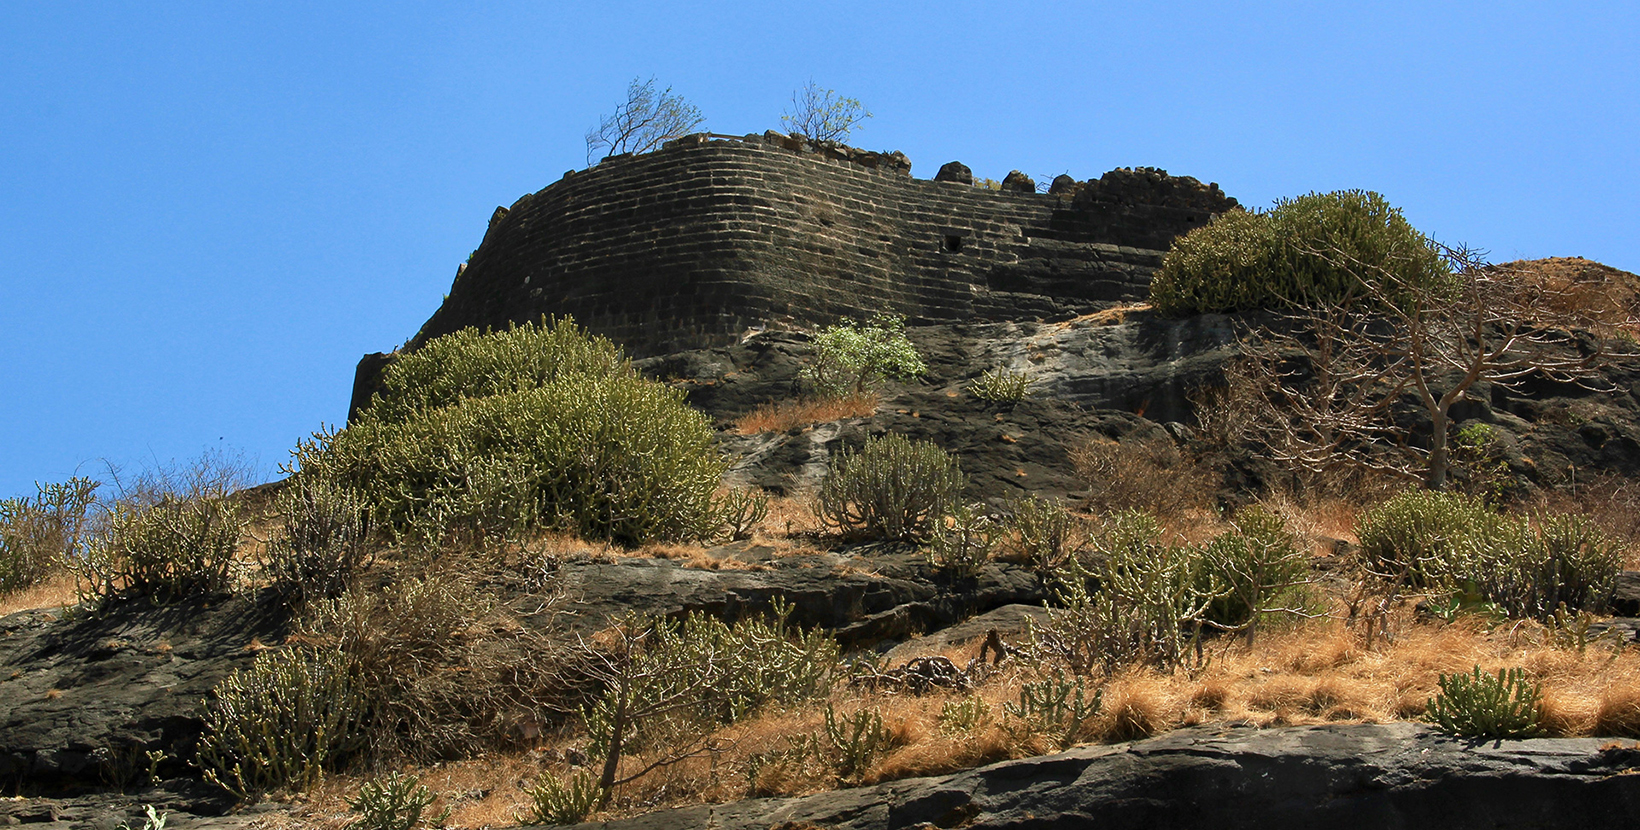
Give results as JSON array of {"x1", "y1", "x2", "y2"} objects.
[
  {"x1": 547, "y1": 723, "x2": 1640, "y2": 829},
  {"x1": 0, "y1": 595, "x2": 288, "y2": 794}
]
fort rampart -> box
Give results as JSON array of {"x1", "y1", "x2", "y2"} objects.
[{"x1": 352, "y1": 132, "x2": 1238, "y2": 415}]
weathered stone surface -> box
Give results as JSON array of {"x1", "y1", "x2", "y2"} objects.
[
  {"x1": 0, "y1": 596, "x2": 286, "y2": 791},
  {"x1": 555, "y1": 545, "x2": 1045, "y2": 642},
  {"x1": 1613, "y1": 571, "x2": 1640, "y2": 617},
  {"x1": 1000, "y1": 170, "x2": 1035, "y2": 193},
  {"x1": 0, "y1": 787, "x2": 277, "y2": 830},
  {"x1": 883, "y1": 603, "x2": 1046, "y2": 663},
  {"x1": 546, "y1": 723, "x2": 1640, "y2": 829},
  {"x1": 934, "y1": 161, "x2": 972, "y2": 184}
]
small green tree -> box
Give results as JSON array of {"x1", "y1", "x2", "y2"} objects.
[
  {"x1": 781, "y1": 80, "x2": 871, "y2": 143},
  {"x1": 802, "y1": 312, "x2": 926, "y2": 397}
]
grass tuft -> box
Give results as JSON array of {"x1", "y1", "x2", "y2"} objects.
[{"x1": 735, "y1": 394, "x2": 878, "y2": 435}]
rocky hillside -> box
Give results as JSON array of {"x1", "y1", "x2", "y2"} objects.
[{"x1": 6, "y1": 270, "x2": 1640, "y2": 828}]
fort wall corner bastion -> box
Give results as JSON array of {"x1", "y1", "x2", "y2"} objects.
[{"x1": 350, "y1": 131, "x2": 1239, "y2": 415}]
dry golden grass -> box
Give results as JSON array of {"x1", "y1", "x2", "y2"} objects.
[
  {"x1": 1496, "y1": 256, "x2": 1640, "y2": 336},
  {"x1": 1255, "y1": 493, "x2": 1364, "y2": 554},
  {"x1": 1091, "y1": 674, "x2": 1176, "y2": 742},
  {"x1": 761, "y1": 494, "x2": 823, "y2": 541},
  {"x1": 735, "y1": 393, "x2": 878, "y2": 435},
  {"x1": 1048, "y1": 303, "x2": 1154, "y2": 330},
  {"x1": 275, "y1": 753, "x2": 546, "y2": 830},
  {"x1": 0, "y1": 571, "x2": 78, "y2": 615},
  {"x1": 243, "y1": 608, "x2": 1640, "y2": 829},
  {"x1": 1594, "y1": 684, "x2": 1640, "y2": 738},
  {"x1": 1071, "y1": 436, "x2": 1216, "y2": 523}
]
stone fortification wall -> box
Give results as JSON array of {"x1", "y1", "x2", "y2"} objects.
[{"x1": 352, "y1": 132, "x2": 1237, "y2": 414}]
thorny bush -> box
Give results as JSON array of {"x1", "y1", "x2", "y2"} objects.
[
  {"x1": 817, "y1": 433, "x2": 964, "y2": 542},
  {"x1": 0, "y1": 477, "x2": 97, "y2": 595}
]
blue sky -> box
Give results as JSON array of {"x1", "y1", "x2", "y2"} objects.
[{"x1": 3, "y1": 1, "x2": 1637, "y2": 498}]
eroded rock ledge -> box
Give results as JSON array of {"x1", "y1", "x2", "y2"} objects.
[{"x1": 555, "y1": 723, "x2": 1640, "y2": 829}]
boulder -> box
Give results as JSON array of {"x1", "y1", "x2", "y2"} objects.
[
  {"x1": 1000, "y1": 170, "x2": 1036, "y2": 193},
  {"x1": 934, "y1": 161, "x2": 972, "y2": 184},
  {"x1": 556, "y1": 723, "x2": 1640, "y2": 829}
]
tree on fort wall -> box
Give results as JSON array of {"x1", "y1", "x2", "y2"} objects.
[
  {"x1": 781, "y1": 79, "x2": 871, "y2": 144},
  {"x1": 585, "y1": 77, "x2": 705, "y2": 165}
]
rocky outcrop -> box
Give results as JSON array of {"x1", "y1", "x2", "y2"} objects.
[
  {"x1": 0, "y1": 549, "x2": 1047, "y2": 795},
  {"x1": 0, "y1": 596, "x2": 287, "y2": 792},
  {"x1": 551, "y1": 723, "x2": 1640, "y2": 829}
]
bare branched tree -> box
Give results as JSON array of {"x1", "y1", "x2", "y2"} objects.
[
  {"x1": 577, "y1": 617, "x2": 731, "y2": 804},
  {"x1": 1228, "y1": 244, "x2": 1633, "y2": 490},
  {"x1": 781, "y1": 80, "x2": 871, "y2": 143},
  {"x1": 585, "y1": 77, "x2": 705, "y2": 165}
]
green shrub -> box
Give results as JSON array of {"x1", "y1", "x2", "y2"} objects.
[
  {"x1": 1355, "y1": 490, "x2": 1495, "y2": 586},
  {"x1": 260, "y1": 476, "x2": 371, "y2": 607},
  {"x1": 821, "y1": 704, "x2": 897, "y2": 783},
  {"x1": 1197, "y1": 505, "x2": 1310, "y2": 638},
  {"x1": 927, "y1": 502, "x2": 999, "y2": 577},
  {"x1": 298, "y1": 571, "x2": 562, "y2": 762},
  {"x1": 299, "y1": 367, "x2": 724, "y2": 549},
  {"x1": 197, "y1": 647, "x2": 364, "y2": 800},
  {"x1": 77, "y1": 495, "x2": 245, "y2": 602},
  {"x1": 968, "y1": 366, "x2": 1033, "y2": 402},
  {"x1": 1450, "y1": 422, "x2": 1515, "y2": 502},
  {"x1": 1426, "y1": 665, "x2": 1544, "y2": 739},
  {"x1": 1032, "y1": 510, "x2": 1224, "y2": 675},
  {"x1": 938, "y1": 696, "x2": 991, "y2": 735},
  {"x1": 346, "y1": 772, "x2": 450, "y2": 830},
  {"x1": 0, "y1": 477, "x2": 98, "y2": 595},
  {"x1": 1149, "y1": 209, "x2": 1278, "y2": 316},
  {"x1": 524, "y1": 769, "x2": 604, "y2": 826},
  {"x1": 1357, "y1": 492, "x2": 1622, "y2": 620},
  {"x1": 364, "y1": 317, "x2": 630, "y2": 425},
  {"x1": 817, "y1": 434, "x2": 963, "y2": 541},
  {"x1": 1150, "y1": 190, "x2": 1454, "y2": 315},
  {"x1": 1001, "y1": 494, "x2": 1083, "y2": 575},
  {"x1": 714, "y1": 487, "x2": 770, "y2": 542},
  {"x1": 578, "y1": 605, "x2": 839, "y2": 797},
  {"x1": 297, "y1": 317, "x2": 724, "y2": 548},
  {"x1": 584, "y1": 607, "x2": 838, "y2": 751},
  {"x1": 1003, "y1": 675, "x2": 1101, "y2": 749},
  {"x1": 1529, "y1": 515, "x2": 1624, "y2": 614},
  {"x1": 801, "y1": 312, "x2": 926, "y2": 397}
]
